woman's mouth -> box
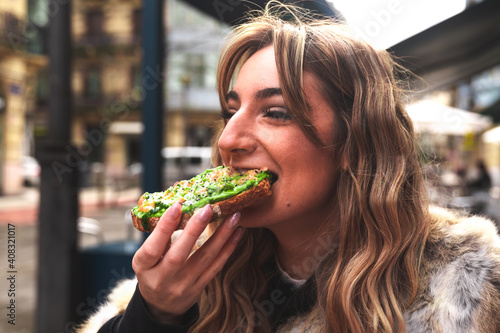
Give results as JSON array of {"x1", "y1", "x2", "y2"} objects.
[
  {"x1": 269, "y1": 171, "x2": 279, "y2": 185},
  {"x1": 232, "y1": 166, "x2": 278, "y2": 185}
]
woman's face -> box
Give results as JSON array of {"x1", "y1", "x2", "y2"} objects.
[{"x1": 218, "y1": 46, "x2": 339, "y2": 231}]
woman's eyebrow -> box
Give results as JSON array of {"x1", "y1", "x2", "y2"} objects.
[
  {"x1": 226, "y1": 90, "x2": 239, "y2": 102},
  {"x1": 226, "y1": 87, "x2": 282, "y2": 102},
  {"x1": 256, "y1": 87, "x2": 282, "y2": 99}
]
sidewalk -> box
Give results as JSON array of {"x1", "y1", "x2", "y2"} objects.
[
  {"x1": 0, "y1": 186, "x2": 142, "y2": 226},
  {"x1": 0, "y1": 186, "x2": 143, "y2": 333}
]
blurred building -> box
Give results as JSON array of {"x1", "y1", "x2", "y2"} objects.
[
  {"x1": 68, "y1": 0, "x2": 226, "y2": 183},
  {"x1": 0, "y1": 1, "x2": 47, "y2": 195},
  {"x1": 0, "y1": 0, "x2": 228, "y2": 195},
  {"x1": 416, "y1": 60, "x2": 500, "y2": 183},
  {"x1": 395, "y1": 0, "x2": 500, "y2": 188},
  {"x1": 70, "y1": 0, "x2": 144, "y2": 182},
  {"x1": 165, "y1": 0, "x2": 227, "y2": 148}
]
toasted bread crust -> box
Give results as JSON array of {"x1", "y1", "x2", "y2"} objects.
[{"x1": 131, "y1": 178, "x2": 271, "y2": 232}]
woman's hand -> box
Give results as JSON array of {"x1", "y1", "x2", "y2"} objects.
[{"x1": 132, "y1": 202, "x2": 243, "y2": 324}]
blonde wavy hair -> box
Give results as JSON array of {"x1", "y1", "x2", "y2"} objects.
[{"x1": 193, "y1": 3, "x2": 430, "y2": 332}]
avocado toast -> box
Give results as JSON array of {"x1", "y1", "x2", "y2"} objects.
[{"x1": 131, "y1": 166, "x2": 272, "y2": 232}]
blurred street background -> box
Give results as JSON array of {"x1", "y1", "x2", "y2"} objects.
[{"x1": 1, "y1": 0, "x2": 500, "y2": 332}]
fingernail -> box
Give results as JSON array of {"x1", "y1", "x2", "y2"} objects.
[
  {"x1": 197, "y1": 205, "x2": 212, "y2": 224},
  {"x1": 169, "y1": 202, "x2": 181, "y2": 219},
  {"x1": 227, "y1": 212, "x2": 241, "y2": 229}
]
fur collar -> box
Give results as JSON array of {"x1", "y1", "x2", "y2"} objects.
[
  {"x1": 404, "y1": 207, "x2": 500, "y2": 333},
  {"x1": 76, "y1": 278, "x2": 137, "y2": 332},
  {"x1": 77, "y1": 207, "x2": 500, "y2": 332}
]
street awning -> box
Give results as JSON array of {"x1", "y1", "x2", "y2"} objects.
[
  {"x1": 185, "y1": 0, "x2": 500, "y2": 95},
  {"x1": 482, "y1": 126, "x2": 500, "y2": 144},
  {"x1": 406, "y1": 100, "x2": 493, "y2": 135},
  {"x1": 182, "y1": 0, "x2": 339, "y2": 25},
  {"x1": 389, "y1": 0, "x2": 500, "y2": 95}
]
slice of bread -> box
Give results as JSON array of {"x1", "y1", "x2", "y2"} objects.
[{"x1": 131, "y1": 168, "x2": 272, "y2": 232}]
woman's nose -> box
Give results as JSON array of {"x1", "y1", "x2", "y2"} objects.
[{"x1": 218, "y1": 111, "x2": 257, "y2": 158}]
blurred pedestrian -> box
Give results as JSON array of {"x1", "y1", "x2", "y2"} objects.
[
  {"x1": 77, "y1": 3, "x2": 500, "y2": 333},
  {"x1": 468, "y1": 159, "x2": 492, "y2": 192},
  {"x1": 466, "y1": 159, "x2": 492, "y2": 215}
]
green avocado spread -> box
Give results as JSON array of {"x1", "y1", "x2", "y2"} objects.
[{"x1": 132, "y1": 166, "x2": 271, "y2": 230}]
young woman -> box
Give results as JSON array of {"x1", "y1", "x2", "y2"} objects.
[{"x1": 79, "y1": 4, "x2": 500, "y2": 333}]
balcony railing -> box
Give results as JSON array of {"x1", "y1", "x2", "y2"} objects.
[{"x1": 74, "y1": 33, "x2": 141, "y2": 48}]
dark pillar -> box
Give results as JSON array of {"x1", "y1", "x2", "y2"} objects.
[
  {"x1": 141, "y1": 0, "x2": 165, "y2": 195},
  {"x1": 35, "y1": 1, "x2": 79, "y2": 331}
]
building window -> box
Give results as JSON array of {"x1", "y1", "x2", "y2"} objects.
[
  {"x1": 86, "y1": 10, "x2": 104, "y2": 38},
  {"x1": 36, "y1": 69, "x2": 49, "y2": 105},
  {"x1": 85, "y1": 68, "x2": 101, "y2": 99},
  {"x1": 132, "y1": 9, "x2": 142, "y2": 37},
  {"x1": 185, "y1": 54, "x2": 206, "y2": 87},
  {"x1": 130, "y1": 65, "x2": 142, "y2": 89},
  {"x1": 187, "y1": 125, "x2": 212, "y2": 147},
  {"x1": 85, "y1": 125, "x2": 104, "y2": 163},
  {"x1": 4, "y1": 13, "x2": 23, "y2": 36}
]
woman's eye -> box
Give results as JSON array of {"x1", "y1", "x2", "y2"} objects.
[
  {"x1": 220, "y1": 109, "x2": 235, "y2": 120},
  {"x1": 263, "y1": 108, "x2": 294, "y2": 121}
]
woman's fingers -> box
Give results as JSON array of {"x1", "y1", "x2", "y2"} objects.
[
  {"x1": 132, "y1": 207, "x2": 245, "y2": 321},
  {"x1": 187, "y1": 212, "x2": 241, "y2": 271},
  {"x1": 195, "y1": 226, "x2": 243, "y2": 288},
  {"x1": 162, "y1": 205, "x2": 213, "y2": 268},
  {"x1": 132, "y1": 202, "x2": 182, "y2": 271},
  {"x1": 135, "y1": 205, "x2": 244, "y2": 291}
]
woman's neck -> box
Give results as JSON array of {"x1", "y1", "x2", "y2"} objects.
[{"x1": 270, "y1": 219, "x2": 339, "y2": 280}]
